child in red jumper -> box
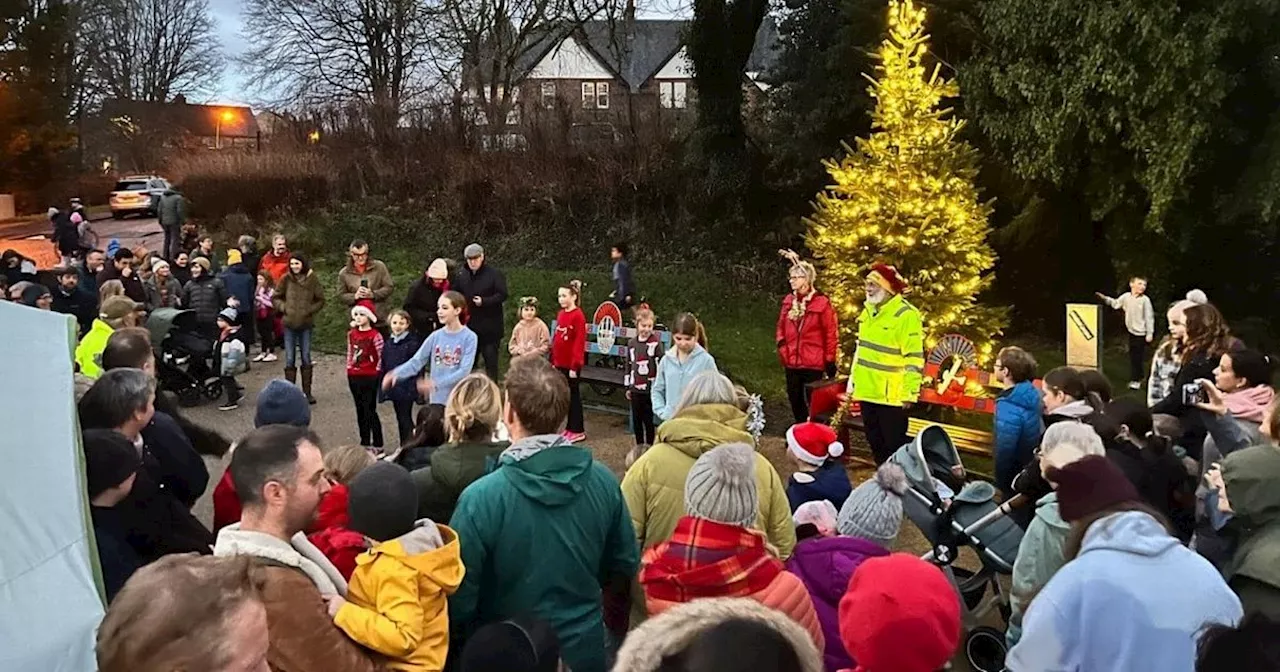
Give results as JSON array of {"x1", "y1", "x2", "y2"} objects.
[
  {"x1": 551, "y1": 279, "x2": 587, "y2": 442},
  {"x1": 347, "y1": 303, "x2": 385, "y2": 451}
]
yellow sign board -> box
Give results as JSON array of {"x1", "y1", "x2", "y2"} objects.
[{"x1": 1066, "y1": 303, "x2": 1102, "y2": 369}]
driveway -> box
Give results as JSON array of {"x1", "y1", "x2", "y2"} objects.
[{"x1": 0, "y1": 215, "x2": 165, "y2": 268}]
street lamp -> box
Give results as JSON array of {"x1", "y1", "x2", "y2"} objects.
[
  {"x1": 215, "y1": 110, "x2": 235, "y2": 149},
  {"x1": 308, "y1": 129, "x2": 321, "y2": 144}
]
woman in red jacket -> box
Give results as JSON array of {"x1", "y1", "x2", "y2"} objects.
[
  {"x1": 551, "y1": 279, "x2": 587, "y2": 442},
  {"x1": 776, "y1": 250, "x2": 839, "y2": 423}
]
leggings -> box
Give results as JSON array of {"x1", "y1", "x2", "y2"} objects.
[
  {"x1": 630, "y1": 391, "x2": 655, "y2": 445},
  {"x1": 559, "y1": 368, "x2": 584, "y2": 433},
  {"x1": 348, "y1": 376, "x2": 383, "y2": 448}
]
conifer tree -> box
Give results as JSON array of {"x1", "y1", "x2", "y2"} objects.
[{"x1": 806, "y1": 0, "x2": 1005, "y2": 363}]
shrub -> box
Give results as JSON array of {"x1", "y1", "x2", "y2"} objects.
[{"x1": 166, "y1": 152, "x2": 334, "y2": 221}]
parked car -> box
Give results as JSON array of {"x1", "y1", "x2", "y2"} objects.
[{"x1": 109, "y1": 175, "x2": 171, "y2": 219}]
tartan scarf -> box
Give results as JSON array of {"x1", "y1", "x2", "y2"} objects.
[{"x1": 640, "y1": 516, "x2": 783, "y2": 603}]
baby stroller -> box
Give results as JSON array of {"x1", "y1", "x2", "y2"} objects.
[
  {"x1": 147, "y1": 308, "x2": 223, "y2": 406},
  {"x1": 889, "y1": 424, "x2": 1027, "y2": 672}
]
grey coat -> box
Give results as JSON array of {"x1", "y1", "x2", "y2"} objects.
[{"x1": 157, "y1": 190, "x2": 186, "y2": 228}]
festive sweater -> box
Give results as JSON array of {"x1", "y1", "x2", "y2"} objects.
[
  {"x1": 551, "y1": 307, "x2": 587, "y2": 371},
  {"x1": 626, "y1": 332, "x2": 665, "y2": 392},
  {"x1": 346, "y1": 327, "x2": 385, "y2": 378},
  {"x1": 509, "y1": 317, "x2": 551, "y2": 357},
  {"x1": 391, "y1": 326, "x2": 478, "y2": 405}
]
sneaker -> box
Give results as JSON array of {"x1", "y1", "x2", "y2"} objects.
[
  {"x1": 1128, "y1": 381, "x2": 1142, "y2": 390},
  {"x1": 218, "y1": 402, "x2": 240, "y2": 411},
  {"x1": 262, "y1": 353, "x2": 278, "y2": 362},
  {"x1": 252, "y1": 352, "x2": 267, "y2": 362},
  {"x1": 563, "y1": 431, "x2": 586, "y2": 444}
]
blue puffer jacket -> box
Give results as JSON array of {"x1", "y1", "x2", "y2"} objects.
[
  {"x1": 380, "y1": 331, "x2": 425, "y2": 403},
  {"x1": 994, "y1": 381, "x2": 1043, "y2": 493}
]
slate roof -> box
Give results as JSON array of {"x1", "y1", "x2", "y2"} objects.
[
  {"x1": 101, "y1": 97, "x2": 260, "y2": 138},
  {"x1": 513, "y1": 17, "x2": 779, "y2": 92}
]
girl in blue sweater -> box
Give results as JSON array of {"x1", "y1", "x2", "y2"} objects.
[
  {"x1": 380, "y1": 309, "x2": 425, "y2": 444},
  {"x1": 652, "y1": 313, "x2": 719, "y2": 421},
  {"x1": 383, "y1": 291, "x2": 477, "y2": 407}
]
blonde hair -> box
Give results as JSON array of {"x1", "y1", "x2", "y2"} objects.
[
  {"x1": 633, "y1": 306, "x2": 655, "y2": 325},
  {"x1": 323, "y1": 445, "x2": 374, "y2": 485},
  {"x1": 99, "y1": 279, "x2": 125, "y2": 304},
  {"x1": 446, "y1": 373, "x2": 502, "y2": 443},
  {"x1": 674, "y1": 371, "x2": 737, "y2": 416}
]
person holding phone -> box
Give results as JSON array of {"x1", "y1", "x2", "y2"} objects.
[{"x1": 337, "y1": 239, "x2": 394, "y2": 324}]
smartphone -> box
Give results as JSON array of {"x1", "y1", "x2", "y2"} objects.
[{"x1": 360, "y1": 279, "x2": 368, "y2": 288}]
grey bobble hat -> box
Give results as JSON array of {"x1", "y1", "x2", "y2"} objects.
[
  {"x1": 684, "y1": 443, "x2": 759, "y2": 527},
  {"x1": 348, "y1": 462, "x2": 419, "y2": 542},
  {"x1": 836, "y1": 462, "x2": 909, "y2": 548}
]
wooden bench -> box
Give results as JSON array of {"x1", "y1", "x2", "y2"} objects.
[{"x1": 548, "y1": 319, "x2": 672, "y2": 413}]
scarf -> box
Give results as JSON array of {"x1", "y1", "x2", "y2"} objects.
[
  {"x1": 1225, "y1": 385, "x2": 1276, "y2": 424},
  {"x1": 500, "y1": 433, "x2": 570, "y2": 464},
  {"x1": 788, "y1": 289, "x2": 814, "y2": 321},
  {"x1": 640, "y1": 516, "x2": 783, "y2": 603},
  {"x1": 214, "y1": 524, "x2": 349, "y2": 597}
]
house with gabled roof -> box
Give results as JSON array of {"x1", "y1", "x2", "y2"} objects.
[{"x1": 472, "y1": 14, "x2": 780, "y2": 145}]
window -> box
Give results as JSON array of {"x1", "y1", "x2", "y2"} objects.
[
  {"x1": 582, "y1": 81, "x2": 610, "y2": 109},
  {"x1": 659, "y1": 81, "x2": 687, "y2": 109},
  {"x1": 541, "y1": 82, "x2": 556, "y2": 109},
  {"x1": 505, "y1": 87, "x2": 521, "y2": 125}
]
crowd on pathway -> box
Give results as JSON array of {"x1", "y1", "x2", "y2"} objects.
[{"x1": 6, "y1": 199, "x2": 1280, "y2": 672}]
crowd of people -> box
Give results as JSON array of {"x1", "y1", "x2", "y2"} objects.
[{"x1": 7, "y1": 206, "x2": 1280, "y2": 672}]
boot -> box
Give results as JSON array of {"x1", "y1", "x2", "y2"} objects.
[
  {"x1": 301, "y1": 365, "x2": 316, "y2": 404},
  {"x1": 285, "y1": 366, "x2": 297, "y2": 385}
]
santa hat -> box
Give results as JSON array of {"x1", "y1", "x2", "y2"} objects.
[
  {"x1": 786, "y1": 422, "x2": 845, "y2": 466},
  {"x1": 350, "y1": 302, "x2": 377, "y2": 325},
  {"x1": 867, "y1": 263, "x2": 908, "y2": 294}
]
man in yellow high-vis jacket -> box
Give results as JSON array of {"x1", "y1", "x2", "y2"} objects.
[{"x1": 848, "y1": 263, "x2": 925, "y2": 464}]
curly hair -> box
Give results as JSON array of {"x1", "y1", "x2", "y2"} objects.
[{"x1": 1181, "y1": 303, "x2": 1233, "y2": 365}]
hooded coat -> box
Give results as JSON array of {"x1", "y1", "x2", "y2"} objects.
[
  {"x1": 994, "y1": 381, "x2": 1044, "y2": 493},
  {"x1": 1006, "y1": 492, "x2": 1069, "y2": 649},
  {"x1": 410, "y1": 439, "x2": 510, "y2": 523},
  {"x1": 334, "y1": 522, "x2": 465, "y2": 672},
  {"x1": 1221, "y1": 445, "x2": 1280, "y2": 619},
  {"x1": 276, "y1": 265, "x2": 326, "y2": 330},
  {"x1": 785, "y1": 535, "x2": 891, "y2": 671},
  {"x1": 448, "y1": 440, "x2": 639, "y2": 672},
  {"x1": 219, "y1": 262, "x2": 255, "y2": 320},
  {"x1": 621, "y1": 403, "x2": 796, "y2": 558},
  {"x1": 650, "y1": 344, "x2": 719, "y2": 422},
  {"x1": 1006, "y1": 511, "x2": 1241, "y2": 672}
]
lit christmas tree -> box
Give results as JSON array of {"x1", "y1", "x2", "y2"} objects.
[{"x1": 805, "y1": 0, "x2": 1005, "y2": 365}]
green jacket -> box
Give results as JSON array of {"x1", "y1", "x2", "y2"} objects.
[
  {"x1": 850, "y1": 293, "x2": 925, "y2": 406},
  {"x1": 410, "y1": 439, "x2": 509, "y2": 523},
  {"x1": 75, "y1": 319, "x2": 114, "y2": 379},
  {"x1": 157, "y1": 190, "x2": 186, "y2": 227},
  {"x1": 449, "y1": 442, "x2": 638, "y2": 672},
  {"x1": 620, "y1": 403, "x2": 796, "y2": 559},
  {"x1": 1223, "y1": 446, "x2": 1280, "y2": 618},
  {"x1": 276, "y1": 270, "x2": 326, "y2": 330},
  {"x1": 1006, "y1": 492, "x2": 1069, "y2": 648}
]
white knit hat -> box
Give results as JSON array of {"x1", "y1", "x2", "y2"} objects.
[{"x1": 684, "y1": 443, "x2": 758, "y2": 527}]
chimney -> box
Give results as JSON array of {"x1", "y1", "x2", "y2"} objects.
[
  {"x1": 173, "y1": 94, "x2": 188, "y2": 105},
  {"x1": 624, "y1": 0, "x2": 635, "y2": 28}
]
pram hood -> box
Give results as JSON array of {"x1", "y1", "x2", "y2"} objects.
[
  {"x1": 889, "y1": 424, "x2": 963, "y2": 495},
  {"x1": 146, "y1": 308, "x2": 198, "y2": 344}
]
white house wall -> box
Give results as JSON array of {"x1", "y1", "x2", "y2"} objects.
[
  {"x1": 654, "y1": 47, "x2": 693, "y2": 79},
  {"x1": 528, "y1": 36, "x2": 615, "y2": 79}
]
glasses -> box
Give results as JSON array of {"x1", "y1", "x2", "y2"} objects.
[
  {"x1": 788, "y1": 273, "x2": 807, "y2": 280},
  {"x1": 350, "y1": 252, "x2": 368, "y2": 259}
]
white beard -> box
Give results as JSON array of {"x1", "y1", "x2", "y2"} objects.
[{"x1": 866, "y1": 289, "x2": 888, "y2": 306}]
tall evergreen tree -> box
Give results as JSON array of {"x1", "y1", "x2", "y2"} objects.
[{"x1": 805, "y1": 0, "x2": 1004, "y2": 361}]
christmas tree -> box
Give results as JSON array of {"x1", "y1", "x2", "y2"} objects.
[{"x1": 805, "y1": 0, "x2": 1005, "y2": 364}]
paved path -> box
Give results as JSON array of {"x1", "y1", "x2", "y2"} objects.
[{"x1": 0, "y1": 215, "x2": 165, "y2": 269}]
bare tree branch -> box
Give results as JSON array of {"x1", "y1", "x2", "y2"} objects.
[{"x1": 83, "y1": 0, "x2": 222, "y2": 102}]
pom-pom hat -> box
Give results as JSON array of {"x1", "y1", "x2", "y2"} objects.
[
  {"x1": 786, "y1": 422, "x2": 844, "y2": 466},
  {"x1": 351, "y1": 303, "x2": 378, "y2": 325},
  {"x1": 867, "y1": 263, "x2": 908, "y2": 294}
]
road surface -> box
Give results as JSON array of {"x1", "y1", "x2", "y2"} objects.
[{"x1": 0, "y1": 215, "x2": 165, "y2": 268}]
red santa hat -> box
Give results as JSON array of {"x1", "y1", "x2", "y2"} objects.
[
  {"x1": 786, "y1": 422, "x2": 845, "y2": 466},
  {"x1": 867, "y1": 263, "x2": 908, "y2": 294},
  {"x1": 350, "y1": 300, "x2": 377, "y2": 326}
]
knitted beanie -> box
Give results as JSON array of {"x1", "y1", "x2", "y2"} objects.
[
  {"x1": 151, "y1": 258, "x2": 170, "y2": 273},
  {"x1": 191, "y1": 256, "x2": 211, "y2": 272},
  {"x1": 836, "y1": 462, "x2": 908, "y2": 548},
  {"x1": 347, "y1": 462, "x2": 418, "y2": 542},
  {"x1": 838, "y1": 554, "x2": 961, "y2": 672},
  {"x1": 254, "y1": 379, "x2": 311, "y2": 428},
  {"x1": 684, "y1": 443, "x2": 758, "y2": 527},
  {"x1": 82, "y1": 429, "x2": 142, "y2": 498},
  {"x1": 218, "y1": 307, "x2": 238, "y2": 324},
  {"x1": 1047, "y1": 455, "x2": 1142, "y2": 523},
  {"x1": 227, "y1": 249, "x2": 243, "y2": 266},
  {"x1": 459, "y1": 616, "x2": 561, "y2": 672},
  {"x1": 427, "y1": 258, "x2": 449, "y2": 280}
]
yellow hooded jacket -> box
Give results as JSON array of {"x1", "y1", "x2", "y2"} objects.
[{"x1": 334, "y1": 522, "x2": 465, "y2": 672}]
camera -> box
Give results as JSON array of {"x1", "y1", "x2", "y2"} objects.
[{"x1": 1182, "y1": 382, "x2": 1208, "y2": 406}]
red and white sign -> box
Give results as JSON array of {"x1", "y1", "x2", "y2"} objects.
[{"x1": 593, "y1": 301, "x2": 623, "y2": 353}]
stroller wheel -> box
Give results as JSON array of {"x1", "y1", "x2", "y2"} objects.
[
  {"x1": 203, "y1": 379, "x2": 224, "y2": 401},
  {"x1": 965, "y1": 626, "x2": 1007, "y2": 672},
  {"x1": 950, "y1": 567, "x2": 987, "y2": 610}
]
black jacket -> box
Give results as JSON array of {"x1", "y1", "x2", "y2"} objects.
[
  {"x1": 454, "y1": 262, "x2": 508, "y2": 343},
  {"x1": 97, "y1": 263, "x2": 148, "y2": 304},
  {"x1": 1151, "y1": 352, "x2": 1220, "y2": 459},
  {"x1": 219, "y1": 263, "x2": 255, "y2": 321},
  {"x1": 154, "y1": 390, "x2": 231, "y2": 458},
  {"x1": 119, "y1": 412, "x2": 213, "y2": 562},
  {"x1": 91, "y1": 506, "x2": 141, "y2": 603},
  {"x1": 183, "y1": 274, "x2": 228, "y2": 327},
  {"x1": 52, "y1": 285, "x2": 96, "y2": 336},
  {"x1": 404, "y1": 277, "x2": 447, "y2": 336}
]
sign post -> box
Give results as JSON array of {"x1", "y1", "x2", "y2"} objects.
[{"x1": 1065, "y1": 303, "x2": 1102, "y2": 369}]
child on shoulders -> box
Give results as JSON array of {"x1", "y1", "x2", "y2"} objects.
[{"x1": 785, "y1": 422, "x2": 853, "y2": 512}]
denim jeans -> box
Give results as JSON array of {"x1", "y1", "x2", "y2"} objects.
[{"x1": 283, "y1": 327, "x2": 312, "y2": 368}]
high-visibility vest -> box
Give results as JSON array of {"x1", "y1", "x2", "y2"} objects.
[{"x1": 848, "y1": 294, "x2": 925, "y2": 406}]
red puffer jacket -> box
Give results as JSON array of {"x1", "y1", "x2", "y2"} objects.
[{"x1": 776, "y1": 291, "x2": 839, "y2": 371}]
